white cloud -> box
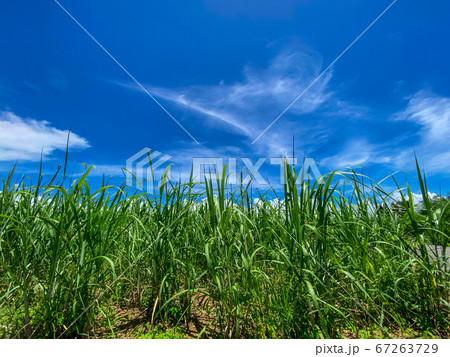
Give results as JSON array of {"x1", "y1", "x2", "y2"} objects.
[
  {"x1": 392, "y1": 90, "x2": 450, "y2": 172},
  {"x1": 120, "y1": 47, "x2": 333, "y2": 155},
  {"x1": 320, "y1": 139, "x2": 392, "y2": 169},
  {"x1": 394, "y1": 90, "x2": 450, "y2": 143},
  {"x1": 320, "y1": 90, "x2": 450, "y2": 175},
  {"x1": 0, "y1": 111, "x2": 89, "y2": 161},
  {"x1": 391, "y1": 191, "x2": 438, "y2": 204},
  {"x1": 115, "y1": 48, "x2": 446, "y2": 178}
]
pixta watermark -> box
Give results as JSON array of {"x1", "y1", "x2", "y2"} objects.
[{"x1": 126, "y1": 148, "x2": 322, "y2": 193}]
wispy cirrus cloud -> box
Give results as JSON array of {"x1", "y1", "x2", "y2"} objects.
[
  {"x1": 0, "y1": 110, "x2": 89, "y2": 161},
  {"x1": 320, "y1": 139, "x2": 392, "y2": 169},
  {"x1": 117, "y1": 46, "x2": 450, "y2": 177},
  {"x1": 392, "y1": 90, "x2": 450, "y2": 172},
  {"x1": 393, "y1": 90, "x2": 450, "y2": 144},
  {"x1": 320, "y1": 90, "x2": 450, "y2": 174},
  {"x1": 119, "y1": 46, "x2": 335, "y2": 155}
]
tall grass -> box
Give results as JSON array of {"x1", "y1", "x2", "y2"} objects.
[{"x1": 0, "y1": 159, "x2": 448, "y2": 338}]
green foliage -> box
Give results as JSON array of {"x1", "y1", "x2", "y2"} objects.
[
  {"x1": 0, "y1": 158, "x2": 449, "y2": 338},
  {"x1": 138, "y1": 326, "x2": 184, "y2": 339}
]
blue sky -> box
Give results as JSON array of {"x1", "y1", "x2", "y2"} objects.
[{"x1": 1, "y1": 0, "x2": 450, "y2": 194}]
